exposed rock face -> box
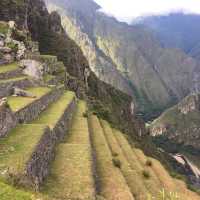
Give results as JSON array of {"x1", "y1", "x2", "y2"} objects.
[
  {"x1": 178, "y1": 93, "x2": 200, "y2": 114},
  {"x1": 20, "y1": 59, "x2": 44, "y2": 80},
  {"x1": 45, "y1": 0, "x2": 200, "y2": 118},
  {"x1": 150, "y1": 93, "x2": 200, "y2": 149}
]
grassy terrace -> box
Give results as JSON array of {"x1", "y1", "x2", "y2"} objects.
[
  {"x1": 42, "y1": 101, "x2": 95, "y2": 200},
  {"x1": 0, "y1": 63, "x2": 19, "y2": 74},
  {"x1": 0, "y1": 76, "x2": 29, "y2": 84},
  {"x1": 89, "y1": 115, "x2": 134, "y2": 200},
  {"x1": 0, "y1": 181, "x2": 34, "y2": 200},
  {"x1": 0, "y1": 91, "x2": 75, "y2": 184},
  {"x1": 0, "y1": 124, "x2": 48, "y2": 179},
  {"x1": 33, "y1": 91, "x2": 75, "y2": 129},
  {"x1": 8, "y1": 87, "x2": 52, "y2": 112},
  {"x1": 100, "y1": 120, "x2": 148, "y2": 200},
  {"x1": 114, "y1": 130, "x2": 162, "y2": 196}
]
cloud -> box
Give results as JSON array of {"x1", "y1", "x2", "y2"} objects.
[{"x1": 94, "y1": 0, "x2": 200, "y2": 23}]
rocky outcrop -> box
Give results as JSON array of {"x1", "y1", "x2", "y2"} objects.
[
  {"x1": 178, "y1": 93, "x2": 200, "y2": 114},
  {"x1": 150, "y1": 93, "x2": 200, "y2": 149},
  {"x1": 20, "y1": 59, "x2": 44, "y2": 80}
]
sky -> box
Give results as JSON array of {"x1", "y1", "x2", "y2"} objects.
[{"x1": 94, "y1": 0, "x2": 200, "y2": 23}]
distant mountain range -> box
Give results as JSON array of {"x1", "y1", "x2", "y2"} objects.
[
  {"x1": 44, "y1": 0, "x2": 200, "y2": 120},
  {"x1": 136, "y1": 13, "x2": 200, "y2": 60}
]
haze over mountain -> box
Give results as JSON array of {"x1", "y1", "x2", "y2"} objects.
[
  {"x1": 138, "y1": 13, "x2": 200, "y2": 61},
  {"x1": 45, "y1": 0, "x2": 200, "y2": 120}
]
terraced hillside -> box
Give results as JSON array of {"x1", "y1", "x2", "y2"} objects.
[{"x1": 0, "y1": 64, "x2": 199, "y2": 200}]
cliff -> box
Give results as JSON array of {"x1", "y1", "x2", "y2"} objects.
[{"x1": 45, "y1": 0, "x2": 200, "y2": 120}]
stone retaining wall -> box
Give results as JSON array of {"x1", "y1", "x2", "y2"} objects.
[
  {"x1": 0, "y1": 86, "x2": 64, "y2": 137},
  {"x1": 0, "y1": 78, "x2": 34, "y2": 98},
  {"x1": 15, "y1": 86, "x2": 64, "y2": 123},
  {"x1": 0, "y1": 68, "x2": 23, "y2": 80},
  {"x1": 21, "y1": 96, "x2": 77, "y2": 189},
  {"x1": 0, "y1": 104, "x2": 17, "y2": 137}
]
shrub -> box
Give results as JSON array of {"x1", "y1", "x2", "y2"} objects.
[
  {"x1": 112, "y1": 152, "x2": 119, "y2": 157},
  {"x1": 142, "y1": 170, "x2": 150, "y2": 179},
  {"x1": 83, "y1": 112, "x2": 88, "y2": 118},
  {"x1": 146, "y1": 159, "x2": 153, "y2": 167},
  {"x1": 112, "y1": 157, "x2": 121, "y2": 168}
]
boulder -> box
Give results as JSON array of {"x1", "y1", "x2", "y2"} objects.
[
  {"x1": 12, "y1": 87, "x2": 36, "y2": 98},
  {"x1": 20, "y1": 59, "x2": 44, "y2": 80},
  {"x1": 2, "y1": 53, "x2": 14, "y2": 63},
  {"x1": 0, "y1": 47, "x2": 12, "y2": 53}
]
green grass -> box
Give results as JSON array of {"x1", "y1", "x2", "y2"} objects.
[
  {"x1": 100, "y1": 120, "x2": 149, "y2": 200},
  {"x1": 43, "y1": 74, "x2": 55, "y2": 82},
  {"x1": 88, "y1": 115, "x2": 134, "y2": 200},
  {"x1": 33, "y1": 91, "x2": 75, "y2": 129},
  {"x1": 0, "y1": 21, "x2": 8, "y2": 35},
  {"x1": 0, "y1": 181, "x2": 34, "y2": 200},
  {"x1": 0, "y1": 124, "x2": 48, "y2": 180},
  {"x1": 0, "y1": 76, "x2": 28, "y2": 84},
  {"x1": 0, "y1": 63, "x2": 19, "y2": 74},
  {"x1": 7, "y1": 87, "x2": 52, "y2": 112},
  {"x1": 114, "y1": 130, "x2": 162, "y2": 196},
  {"x1": 42, "y1": 101, "x2": 95, "y2": 200}
]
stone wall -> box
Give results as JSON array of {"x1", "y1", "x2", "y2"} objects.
[
  {"x1": 0, "y1": 68, "x2": 23, "y2": 80},
  {"x1": 15, "y1": 86, "x2": 64, "y2": 123},
  {"x1": 0, "y1": 103, "x2": 17, "y2": 137},
  {"x1": 19, "y1": 96, "x2": 77, "y2": 189},
  {"x1": 0, "y1": 86, "x2": 64, "y2": 137},
  {"x1": 0, "y1": 78, "x2": 34, "y2": 98}
]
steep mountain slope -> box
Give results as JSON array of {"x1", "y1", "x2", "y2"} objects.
[
  {"x1": 45, "y1": 0, "x2": 200, "y2": 119},
  {"x1": 150, "y1": 93, "x2": 200, "y2": 150},
  {"x1": 0, "y1": 0, "x2": 142, "y2": 134},
  {"x1": 137, "y1": 13, "x2": 200, "y2": 60},
  {"x1": 0, "y1": 1, "x2": 200, "y2": 199},
  {"x1": 149, "y1": 93, "x2": 200, "y2": 189}
]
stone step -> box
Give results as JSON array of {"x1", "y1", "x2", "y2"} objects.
[
  {"x1": 0, "y1": 91, "x2": 76, "y2": 189},
  {"x1": 0, "y1": 62, "x2": 22, "y2": 80},
  {"x1": 100, "y1": 120, "x2": 149, "y2": 200},
  {"x1": 88, "y1": 115, "x2": 134, "y2": 200},
  {"x1": 0, "y1": 76, "x2": 34, "y2": 98},
  {"x1": 43, "y1": 101, "x2": 95, "y2": 200}
]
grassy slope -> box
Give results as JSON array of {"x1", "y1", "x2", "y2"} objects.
[
  {"x1": 0, "y1": 63, "x2": 19, "y2": 74},
  {"x1": 0, "y1": 125, "x2": 47, "y2": 180},
  {"x1": 0, "y1": 91, "x2": 75, "y2": 183},
  {"x1": 88, "y1": 115, "x2": 134, "y2": 200},
  {"x1": 8, "y1": 87, "x2": 52, "y2": 112},
  {"x1": 0, "y1": 182, "x2": 34, "y2": 200},
  {"x1": 100, "y1": 120, "x2": 148, "y2": 200},
  {"x1": 118, "y1": 132, "x2": 200, "y2": 199},
  {"x1": 42, "y1": 101, "x2": 95, "y2": 200},
  {"x1": 33, "y1": 91, "x2": 75, "y2": 129}
]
